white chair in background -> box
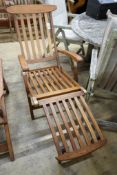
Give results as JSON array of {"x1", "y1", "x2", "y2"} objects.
[
  {"x1": 87, "y1": 11, "x2": 117, "y2": 132},
  {"x1": 44, "y1": 0, "x2": 85, "y2": 55},
  {"x1": 87, "y1": 11, "x2": 117, "y2": 97}
]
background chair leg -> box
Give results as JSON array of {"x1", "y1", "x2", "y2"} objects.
[
  {"x1": 27, "y1": 97, "x2": 35, "y2": 120},
  {"x1": 86, "y1": 78, "x2": 95, "y2": 100},
  {"x1": 4, "y1": 124, "x2": 14, "y2": 161}
]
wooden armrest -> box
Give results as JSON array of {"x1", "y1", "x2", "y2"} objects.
[
  {"x1": 18, "y1": 55, "x2": 29, "y2": 72},
  {"x1": 57, "y1": 49, "x2": 83, "y2": 62}
]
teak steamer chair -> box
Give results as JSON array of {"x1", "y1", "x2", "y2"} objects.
[
  {"x1": 7, "y1": 4, "x2": 106, "y2": 163},
  {"x1": 0, "y1": 59, "x2": 14, "y2": 160}
]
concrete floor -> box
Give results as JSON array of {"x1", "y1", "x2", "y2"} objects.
[{"x1": 0, "y1": 41, "x2": 117, "y2": 175}]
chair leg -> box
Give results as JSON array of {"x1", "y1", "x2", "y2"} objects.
[
  {"x1": 22, "y1": 73, "x2": 35, "y2": 120},
  {"x1": 27, "y1": 96, "x2": 35, "y2": 120},
  {"x1": 71, "y1": 60, "x2": 78, "y2": 82},
  {"x1": 3, "y1": 78, "x2": 9, "y2": 95},
  {"x1": 4, "y1": 124, "x2": 14, "y2": 161},
  {"x1": 81, "y1": 43, "x2": 85, "y2": 56},
  {"x1": 77, "y1": 43, "x2": 85, "y2": 57}
]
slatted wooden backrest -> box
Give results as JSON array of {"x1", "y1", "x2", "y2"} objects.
[
  {"x1": 3, "y1": 0, "x2": 38, "y2": 6},
  {"x1": 7, "y1": 5, "x2": 59, "y2": 64},
  {"x1": 12, "y1": 0, "x2": 37, "y2": 5}
]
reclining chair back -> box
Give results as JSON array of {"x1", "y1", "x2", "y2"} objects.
[{"x1": 7, "y1": 5, "x2": 59, "y2": 64}]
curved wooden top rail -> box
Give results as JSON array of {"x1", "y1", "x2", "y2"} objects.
[{"x1": 7, "y1": 4, "x2": 57, "y2": 14}]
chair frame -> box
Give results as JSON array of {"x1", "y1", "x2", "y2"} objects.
[
  {"x1": 0, "y1": 59, "x2": 14, "y2": 161},
  {"x1": 7, "y1": 4, "x2": 106, "y2": 163}
]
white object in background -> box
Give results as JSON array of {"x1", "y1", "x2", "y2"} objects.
[{"x1": 90, "y1": 49, "x2": 98, "y2": 80}]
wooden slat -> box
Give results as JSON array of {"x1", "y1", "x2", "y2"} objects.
[
  {"x1": 55, "y1": 67, "x2": 75, "y2": 87},
  {"x1": 14, "y1": 16, "x2": 25, "y2": 57},
  {"x1": 32, "y1": 13, "x2": 42, "y2": 57},
  {"x1": 29, "y1": 72, "x2": 41, "y2": 94},
  {"x1": 38, "y1": 13, "x2": 47, "y2": 57},
  {"x1": 38, "y1": 70, "x2": 52, "y2": 92},
  {"x1": 33, "y1": 71, "x2": 47, "y2": 93},
  {"x1": 46, "y1": 69, "x2": 62, "y2": 90},
  {"x1": 39, "y1": 91, "x2": 83, "y2": 105},
  {"x1": 51, "y1": 68, "x2": 69, "y2": 88},
  {"x1": 56, "y1": 101, "x2": 78, "y2": 151},
  {"x1": 43, "y1": 104, "x2": 62, "y2": 155},
  {"x1": 26, "y1": 14, "x2": 36, "y2": 59},
  {"x1": 43, "y1": 70, "x2": 58, "y2": 91},
  {"x1": 61, "y1": 68, "x2": 80, "y2": 87},
  {"x1": 36, "y1": 86, "x2": 80, "y2": 99},
  {"x1": 20, "y1": 14, "x2": 31, "y2": 59},
  {"x1": 27, "y1": 80, "x2": 36, "y2": 96},
  {"x1": 44, "y1": 13, "x2": 53, "y2": 54},
  {"x1": 63, "y1": 99, "x2": 89, "y2": 146},
  {"x1": 49, "y1": 103, "x2": 69, "y2": 152},
  {"x1": 68, "y1": 98, "x2": 90, "y2": 145},
  {"x1": 74, "y1": 97, "x2": 98, "y2": 142},
  {"x1": 49, "y1": 12, "x2": 60, "y2": 66},
  {"x1": 80, "y1": 96, "x2": 104, "y2": 140}
]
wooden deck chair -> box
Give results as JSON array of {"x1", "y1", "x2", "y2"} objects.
[
  {"x1": 0, "y1": 59, "x2": 14, "y2": 161},
  {"x1": 7, "y1": 4, "x2": 106, "y2": 163}
]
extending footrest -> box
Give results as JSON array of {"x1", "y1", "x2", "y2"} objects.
[{"x1": 39, "y1": 91, "x2": 106, "y2": 162}]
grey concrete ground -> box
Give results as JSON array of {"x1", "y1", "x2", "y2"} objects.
[{"x1": 0, "y1": 41, "x2": 117, "y2": 175}]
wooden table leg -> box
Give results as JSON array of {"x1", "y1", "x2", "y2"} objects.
[{"x1": 85, "y1": 43, "x2": 94, "y2": 62}]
